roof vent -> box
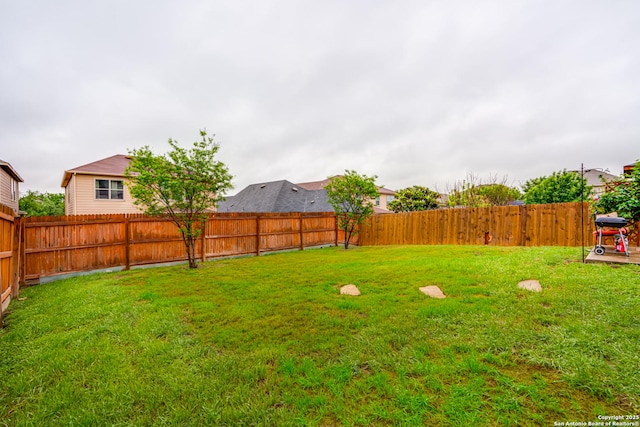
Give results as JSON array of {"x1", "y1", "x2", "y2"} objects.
[
  {"x1": 292, "y1": 187, "x2": 298, "y2": 192},
  {"x1": 260, "y1": 184, "x2": 266, "y2": 188}
]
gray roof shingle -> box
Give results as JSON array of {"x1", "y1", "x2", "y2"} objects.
[{"x1": 218, "y1": 180, "x2": 333, "y2": 213}]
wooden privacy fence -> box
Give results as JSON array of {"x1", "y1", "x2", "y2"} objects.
[
  {"x1": 5, "y1": 201, "x2": 638, "y2": 288},
  {"x1": 1, "y1": 204, "x2": 22, "y2": 324},
  {"x1": 22, "y1": 212, "x2": 339, "y2": 283},
  {"x1": 358, "y1": 202, "x2": 636, "y2": 247}
]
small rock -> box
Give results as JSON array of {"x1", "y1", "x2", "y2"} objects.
[
  {"x1": 340, "y1": 284, "x2": 361, "y2": 296},
  {"x1": 518, "y1": 280, "x2": 542, "y2": 292},
  {"x1": 419, "y1": 286, "x2": 446, "y2": 299}
]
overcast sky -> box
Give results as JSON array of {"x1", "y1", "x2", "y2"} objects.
[{"x1": 2, "y1": 0, "x2": 639, "y2": 196}]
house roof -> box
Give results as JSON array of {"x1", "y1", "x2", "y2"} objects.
[
  {"x1": 0, "y1": 159, "x2": 24, "y2": 182},
  {"x1": 217, "y1": 180, "x2": 333, "y2": 213},
  {"x1": 61, "y1": 154, "x2": 131, "y2": 188},
  {"x1": 296, "y1": 176, "x2": 396, "y2": 195},
  {"x1": 296, "y1": 177, "x2": 336, "y2": 191}
]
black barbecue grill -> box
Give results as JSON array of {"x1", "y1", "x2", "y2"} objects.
[{"x1": 593, "y1": 215, "x2": 629, "y2": 256}]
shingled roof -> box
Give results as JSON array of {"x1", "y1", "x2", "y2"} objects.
[
  {"x1": 61, "y1": 154, "x2": 131, "y2": 187},
  {"x1": 217, "y1": 180, "x2": 333, "y2": 213},
  {"x1": 297, "y1": 175, "x2": 396, "y2": 195}
]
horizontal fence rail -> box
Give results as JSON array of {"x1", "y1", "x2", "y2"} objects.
[{"x1": 22, "y1": 212, "x2": 339, "y2": 283}]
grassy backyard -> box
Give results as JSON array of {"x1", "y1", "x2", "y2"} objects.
[{"x1": 0, "y1": 245, "x2": 638, "y2": 426}]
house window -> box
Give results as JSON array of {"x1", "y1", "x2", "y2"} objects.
[
  {"x1": 386, "y1": 195, "x2": 395, "y2": 204},
  {"x1": 95, "y1": 179, "x2": 124, "y2": 200},
  {"x1": 375, "y1": 196, "x2": 380, "y2": 206},
  {"x1": 10, "y1": 178, "x2": 17, "y2": 201}
]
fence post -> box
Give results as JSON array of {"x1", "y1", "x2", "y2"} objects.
[{"x1": 334, "y1": 215, "x2": 339, "y2": 247}]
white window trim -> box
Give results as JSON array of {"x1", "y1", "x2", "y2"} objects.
[
  {"x1": 95, "y1": 178, "x2": 125, "y2": 201},
  {"x1": 10, "y1": 178, "x2": 17, "y2": 201}
]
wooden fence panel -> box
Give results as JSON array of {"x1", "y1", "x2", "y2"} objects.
[
  {"x1": 0, "y1": 204, "x2": 21, "y2": 323},
  {"x1": 359, "y1": 202, "x2": 598, "y2": 248},
  {"x1": 129, "y1": 217, "x2": 189, "y2": 266},
  {"x1": 1, "y1": 206, "x2": 14, "y2": 312},
  {"x1": 258, "y1": 214, "x2": 299, "y2": 253},
  {"x1": 301, "y1": 214, "x2": 336, "y2": 247},
  {"x1": 23, "y1": 215, "x2": 127, "y2": 280},
  {"x1": 205, "y1": 215, "x2": 258, "y2": 258},
  {"x1": 21, "y1": 212, "x2": 340, "y2": 283}
]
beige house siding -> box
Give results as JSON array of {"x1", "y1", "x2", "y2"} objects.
[
  {"x1": 375, "y1": 194, "x2": 395, "y2": 210},
  {"x1": 64, "y1": 176, "x2": 76, "y2": 215},
  {"x1": 65, "y1": 174, "x2": 141, "y2": 215},
  {"x1": 375, "y1": 189, "x2": 395, "y2": 211},
  {"x1": 0, "y1": 169, "x2": 19, "y2": 212}
]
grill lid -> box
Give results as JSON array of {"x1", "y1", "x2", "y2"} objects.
[{"x1": 595, "y1": 217, "x2": 628, "y2": 227}]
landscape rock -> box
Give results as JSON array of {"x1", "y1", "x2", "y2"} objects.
[
  {"x1": 419, "y1": 285, "x2": 446, "y2": 299},
  {"x1": 340, "y1": 284, "x2": 361, "y2": 296},
  {"x1": 518, "y1": 280, "x2": 542, "y2": 292}
]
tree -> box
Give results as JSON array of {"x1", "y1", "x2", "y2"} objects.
[
  {"x1": 388, "y1": 185, "x2": 440, "y2": 212},
  {"x1": 125, "y1": 130, "x2": 233, "y2": 268},
  {"x1": 19, "y1": 190, "x2": 65, "y2": 216},
  {"x1": 447, "y1": 178, "x2": 488, "y2": 207},
  {"x1": 476, "y1": 184, "x2": 523, "y2": 206},
  {"x1": 447, "y1": 173, "x2": 522, "y2": 207},
  {"x1": 593, "y1": 162, "x2": 640, "y2": 222},
  {"x1": 522, "y1": 170, "x2": 591, "y2": 204},
  {"x1": 325, "y1": 170, "x2": 379, "y2": 249}
]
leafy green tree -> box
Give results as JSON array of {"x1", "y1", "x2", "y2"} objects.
[
  {"x1": 476, "y1": 184, "x2": 523, "y2": 206},
  {"x1": 447, "y1": 174, "x2": 522, "y2": 207},
  {"x1": 126, "y1": 130, "x2": 233, "y2": 268},
  {"x1": 325, "y1": 170, "x2": 379, "y2": 249},
  {"x1": 522, "y1": 170, "x2": 591, "y2": 205},
  {"x1": 19, "y1": 190, "x2": 65, "y2": 216},
  {"x1": 593, "y1": 162, "x2": 640, "y2": 221},
  {"x1": 447, "y1": 179, "x2": 488, "y2": 207},
  {"x1": 388, "y1": 185, "x2": 441, "y2": 212}
]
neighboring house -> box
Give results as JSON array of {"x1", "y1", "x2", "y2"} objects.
[
  {"x1": 0, "y1": 160, "x2": 24, "y2": 213},
  {"x1": 61, "y1": 154, "x2": 142, "y2": 215},
  {"x1": 296, "y1": 176, "x2": 396, "y2": 213},
  {"x1": 573, "y1": 168, "x2": 620, "y2": 196},
  {"x1": 217, "y1": 180, "x2": 333, "y2": 213}
]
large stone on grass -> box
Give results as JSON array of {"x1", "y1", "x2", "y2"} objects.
[
  {"x1": 518, "y1": 280, "x2": 542, "y2": 292},
  {"x1": 419, "y1": 285, "x2": 446, "y2": 299},
  {"x1": 340, "y1": 284, "x2": 361, "y2": 296}
]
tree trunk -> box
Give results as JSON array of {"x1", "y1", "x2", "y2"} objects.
[
  {"x1": 344, "y1": 219, "x2": 354, "y2": 249},
  {"x1": 187, "y1": 237, "x2": 198, "y2": 268},
  {"x1": 181, "y1": 228, "x2": 199, "y2": 269}
]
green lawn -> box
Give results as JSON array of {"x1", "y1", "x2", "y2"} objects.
[{"x1": 1, "y1": 245, "x2": 638, "y2": 426}]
